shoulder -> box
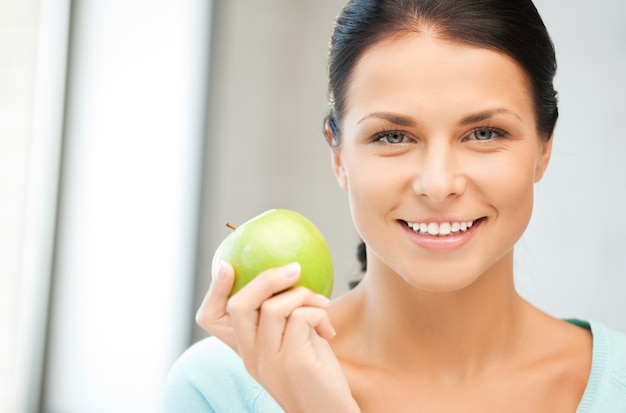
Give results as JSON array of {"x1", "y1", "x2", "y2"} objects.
[
  {"x1": 577, "y1": 320, "x2": 626, "y2": 412},
  {"x1": 163, "y1": 336, "x2": 282, "y2": 413}
]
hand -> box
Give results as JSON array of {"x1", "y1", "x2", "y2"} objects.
[{"x1": 196, "y1": 261, "x2": 360, "y2": 413}]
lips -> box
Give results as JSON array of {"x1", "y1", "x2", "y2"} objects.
[{"x1": 402, "y1": 218, "x2": 484, "y2": 236}]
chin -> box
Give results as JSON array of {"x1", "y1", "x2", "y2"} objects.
[{"x1": 399, "y1": 266, "x2": 484, "y2": 294}]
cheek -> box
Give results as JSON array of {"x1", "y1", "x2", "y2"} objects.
[
  {"x1": 343, "y1": 156, "x2": 405, "y2": 234},
  {"x1": 501, "y1": 174, "x2": 535, "y2": 235},
  {"x1": 500, "y1": 157, "x2": 536, "y2": 203},
  {"x1": 473, "y1": 153, "x2": 537, "y2": 232}
]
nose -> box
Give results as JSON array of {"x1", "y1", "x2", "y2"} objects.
[{"x1": 413, "y1": 144, "x2": 466, "y2": 203}]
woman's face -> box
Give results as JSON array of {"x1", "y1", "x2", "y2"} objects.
[{"x1": 331, "y1": 34, "x2": 552, "y2": 292}]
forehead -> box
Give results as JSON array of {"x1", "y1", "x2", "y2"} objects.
[{"x1": 343, "y1": 33, "x2": 535, "y2": 126}]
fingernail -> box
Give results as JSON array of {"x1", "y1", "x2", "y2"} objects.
[
  {"x1": 280, "y1": 262, "x2": 301, "y2": 278},
  {"x1": 213, "y1": 260, "x2": 227, "y2": 282}
]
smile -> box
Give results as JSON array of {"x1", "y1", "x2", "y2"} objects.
[{"x1": 403, "y1": 219, "x2": 481, "y2": 236}]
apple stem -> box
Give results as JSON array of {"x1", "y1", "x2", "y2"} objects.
[{"x1": 225, "y1": 221, "x2": 238, "y2": 231}]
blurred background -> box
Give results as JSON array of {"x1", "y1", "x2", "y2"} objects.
[{"x1": 1, "y1": 0, "x2": 624, "y2": 412}]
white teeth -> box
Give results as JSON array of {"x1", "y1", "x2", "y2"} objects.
[
  {"x1": 439, "y1": 222, "x2": 451, "y2": 235},
  {"x1": 427, "y1": 222, "x2": 439, "y2": 235},
  {"x1": 406, "y1": 220, "x2": 476, "y2": 236}
]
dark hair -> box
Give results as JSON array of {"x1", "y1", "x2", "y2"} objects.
[
  {"x1": 325, "y1": 0, "x2": 558, "y2": 148},
  {"x1": 326, "y1": 1, "x2": 559, "y2": 279}
]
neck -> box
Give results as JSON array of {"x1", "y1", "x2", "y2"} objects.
[{"x1": 351, "y1": 252, "x2": 529, "y2": 381}]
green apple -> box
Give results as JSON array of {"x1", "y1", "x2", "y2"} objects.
[{"x1": 212, "y1": 209, "x2": 334, "y2": 298}]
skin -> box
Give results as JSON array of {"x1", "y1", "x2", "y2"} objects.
[{"x1": 198, "y1": 33, "x2": 592, "y2": 412}]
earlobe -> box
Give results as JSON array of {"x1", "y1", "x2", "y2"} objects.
[
  {"x1": 534, "y1": 135, "x2": 553, "y2": 182},
  {"x1": 331, "y1": 150, "x2": 348, "y2": 192}
]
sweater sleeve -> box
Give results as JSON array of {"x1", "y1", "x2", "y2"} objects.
[
  {"x1": 163, "y1": 336, "x2": 283, "y2": 413},
  {"x1": 577, "y1": 321, "x2": 626, "y2": 412},
  {"x1": 601, "y1": 323, "x2": 626, "y2": 409}
]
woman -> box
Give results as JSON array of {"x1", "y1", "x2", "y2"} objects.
[{"x1": 165, "y1": 0, "x2": 626, "y2": 411}]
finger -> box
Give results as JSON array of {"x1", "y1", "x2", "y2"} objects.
[
  {"x1": 227, "y1": 262, "x2": 302, "y2": 356},
  {"x1": 282, "y1": 307, "x2": 337, "y2": 351},
  {"x1": 256, "y1": 287, "x2": 330, "y2": 355},
  {"x1": 195, "y1": 260, "x2": 237, "y2": 349}
]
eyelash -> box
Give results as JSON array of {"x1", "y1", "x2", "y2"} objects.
[
  {"x1": 372, "y1": 126, "x2": 509, "y2": 144},
  {"x1": 465, "y1": 126, "x2": 509, "y2": 142},
  {"x1": 372, "y1": 129, "x2": 410, "y2": 144}
]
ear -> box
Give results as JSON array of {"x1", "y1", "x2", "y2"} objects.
[
  {"x1": 533, "y1": 135, "x2": 553, "y2": 182},
  {"x1": 325, "y1": 118, "x2": 348, "y2": 191},
  {"x1": 331, "y1": 148, "x2": 348, "y2": 192}
]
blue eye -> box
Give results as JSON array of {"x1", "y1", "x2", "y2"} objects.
[
  {"x1": 377, "y1": 131, "x2": 407, "y2": 144},
  {"x1": 467, "y1": 127, "x2": 505, "y2": 141}
]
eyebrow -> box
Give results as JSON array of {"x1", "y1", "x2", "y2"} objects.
[
  {"x1": 356, "y1": 112, "x2": 416, "y2": 127},
  {"x1": 356, "y1": 108, "x2": 523, "y2": 127},
  {"x1": 460, "y1": 108, "x2": 523, "y2": 125}
]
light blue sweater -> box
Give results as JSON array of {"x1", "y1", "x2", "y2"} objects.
[{"x1": 163, "y1": 320, "x2": 626, "y2": 412}]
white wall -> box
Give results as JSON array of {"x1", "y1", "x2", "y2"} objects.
[
  {"x1": 0, "y1": 1, "x2": 41, "y2": 412},
  {"x1": 516, "y1": 0, "x2": 626, "y2": 331},
  {"x1": 42, "y1": 1, "x2": 212, "y2": 412}
]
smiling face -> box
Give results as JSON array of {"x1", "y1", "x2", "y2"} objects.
[{"x1": 331, "y1": 33, "x2": 552, "y2": 292}]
